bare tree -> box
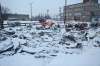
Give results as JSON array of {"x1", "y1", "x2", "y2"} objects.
[
  {"x1": 0, "y1": 4, "x2": 4, "y2": 29},
  {"x1": 0, "y1": 4, "x2": 10, "y2": 29}
]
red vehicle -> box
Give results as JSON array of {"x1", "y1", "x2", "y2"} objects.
[{"x1": 39, "y1": 19, "x2": 55, "y2": 29}]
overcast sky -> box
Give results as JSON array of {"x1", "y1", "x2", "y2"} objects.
[{"x1": 0, "y1": 0, "x2": 90, "y2": 16}]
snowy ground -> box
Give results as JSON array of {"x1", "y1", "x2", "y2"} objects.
[{"x1": 0, "y1": 22, "x2": 100, "y2": 66}]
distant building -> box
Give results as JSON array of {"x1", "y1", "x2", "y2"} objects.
[
  {"x1": 7, "y1": 13, "x2": 29, "y2": 21},
  {"x1": 64, "y1": 0, "x2": 100, "y2": 22}
]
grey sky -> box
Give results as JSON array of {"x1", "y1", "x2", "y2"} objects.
[{"x1": 0, "y1": 0, "x2": 86, "y2": 16}]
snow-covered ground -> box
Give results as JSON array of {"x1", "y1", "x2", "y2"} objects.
[{"x1": 0, "y1": 21, "x2": 100, "y2": 66}]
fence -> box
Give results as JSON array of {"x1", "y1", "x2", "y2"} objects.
[{"x1": 3, "y1": 21, "x2": 91, "y2": 29}]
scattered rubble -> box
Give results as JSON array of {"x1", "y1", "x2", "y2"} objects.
[{"x1": 0, "y1": 22, "x2": 100, "y2": 59}]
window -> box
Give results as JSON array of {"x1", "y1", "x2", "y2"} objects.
[
  {"x1": 74, "y1": 12, "x2": 81, "y2": 16},
  {"x1": 68, "y1": 13, "x2": 72, "y2": 16},
  {"x1": 94, "y1": 18, "x2": 98, "y2": 21},
  {"x1": 83, "y1": 0, "x2": 89, "y2": 3}
]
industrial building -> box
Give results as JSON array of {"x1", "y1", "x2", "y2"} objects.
[{"x1": 64, "y1": 0, "x2": 100, "y2": 22}]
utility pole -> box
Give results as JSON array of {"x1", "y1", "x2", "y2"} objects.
[
  {"x1": 46, "y1": 9, "x2": 50, "y2": 19},
  {"x1": 59, "y1": 7, "x2": 62, "y2": 21},
  {"x1": 47, "y1": 9, "x2": 49, "y2": 16},
  {"x1": 30, "y1": 3, "x2": 32, "y2": 21},
  {"x1": 64, "y1": 0, "x2": 67, "y2": 24}
]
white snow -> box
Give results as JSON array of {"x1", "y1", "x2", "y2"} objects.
[
  {"x1": 0, "y1": 21, "x2": 100, "y2": 66},
  {"x1": 47, "y1": 48, "x2": 100, "y2": 66},
  {"x1": 0, "y1": 53, "x2": 45, "y2": 66},
  {"x1": 0, "y1": 38, "x2": 12, "y2": 51}
]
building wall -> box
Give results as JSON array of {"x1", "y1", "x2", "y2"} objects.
[{"x1": 64, "y1": 0, "x2": 100, "y2": 22}]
